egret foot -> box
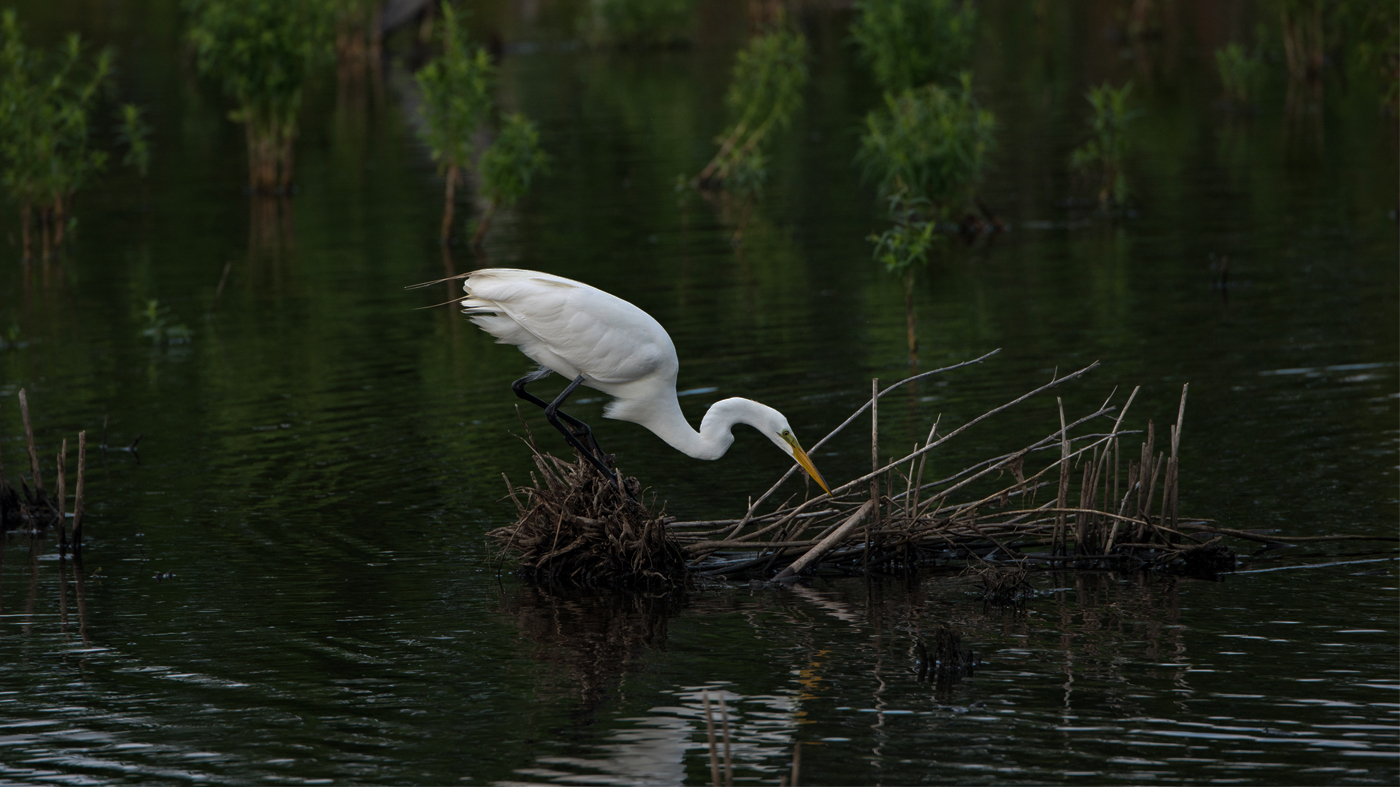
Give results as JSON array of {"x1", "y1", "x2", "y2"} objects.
[{"x1": 512, "y1": 370, "x2": 632, "y2": 499}]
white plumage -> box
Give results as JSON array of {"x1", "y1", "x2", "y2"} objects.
[{"x1": 459, "y1": 268, "x2": 829, "y2": 492}]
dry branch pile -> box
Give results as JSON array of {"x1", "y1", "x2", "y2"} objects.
[
  {"x1": 673, "y1": 359, "x2": 1221, "y2": 579},
  {"x1": 491, "y1": 354, "x2": 1395, "y2": 586},
  {"x1": 489, "y1": 434, "x2": 687, "y2": 589}
]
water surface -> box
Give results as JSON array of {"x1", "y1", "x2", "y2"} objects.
[{"x1": 0, "y1": 1, "x2": 1395, "y2": 783}]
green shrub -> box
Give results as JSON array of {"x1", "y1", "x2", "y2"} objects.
[
  {"x1": 1216, "y1": 43, "x2": 1264, "y2": 106},
  {"x1": 0, "y1": 10, "x2": 115, "y2": 258},
  {"x1": 1344, "y1": 0, "x2": 1399, "y2": 112},
  {"x1": 858, "y1": 75, "x2": 993, "y2": 358},
  {"x1": 186, "y1": 0, "x2": 334, "y2": 192},
  {"x1": 479, "y1": 114, "x2": 548, "y2": 208},
  {"x1": 695, "y1": 28, "x2": 808, "y2": 192},
  {"x1": 868, "y1": 195, "x2": 940, "y2": 356},
  {"x1": 851, "y1": 0, "x2": 977, "y2": 92},
  {"x1": 868, "y1": 197, "x2": 938, "y2": 275},
  {"x1": 857, "y1": 74, "x2": 996, "y2": 219},
  {"x1": 1069, "y1": 81, "x2": 1136, "y2": 209},
  {"x1": 140, "y1": 299, "x2": 192, "y2": 346},
  {"x1": 414, "y1": 4, "x2": 495, "y2": 242},
  {"x1": 473, "y1": 113, "x2": 548, "y2": 246},
  {"x1": 117, "y1": 103, "x2": 153, "y2": 178},
  {"x1": 592, "y1": 0, "x2": 695, "y2": 48}
]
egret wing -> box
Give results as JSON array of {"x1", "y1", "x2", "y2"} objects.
[{"x1": 462, "y1": 269, "x2": 677, "y2": 386}]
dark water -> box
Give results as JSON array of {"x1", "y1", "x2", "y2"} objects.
[{"x1": 1, "y1": 1, "x2": 1396, "y2": 784}]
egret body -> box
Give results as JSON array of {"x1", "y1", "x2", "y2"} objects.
[{"x1": 458, "y1": 268, "x2": 830, "y2": 493}]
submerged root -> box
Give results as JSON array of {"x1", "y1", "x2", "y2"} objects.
[
  {"x1": 915, "y1": 625, "x2": 980, "y2": 688},
  {"x1": 974, "y1": 564, "x2": 1033, "y2": 607},
  {"x1": 489, "y1": 439, "x2": 687, "y2": 590},
  {"x1": 1160, "y1": 540, "x2": 1237, "y2": 578}
]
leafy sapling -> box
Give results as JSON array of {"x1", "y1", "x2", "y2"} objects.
[
  {"x1": 415, "y1": 4, "x2": 494, "y2": 243},
  {"x1": 1069, "y1": 81, "x2": 1137, "y2": 210},
  {"x1": 473, "y1": 113, "x2": 548, "y2": 247}
]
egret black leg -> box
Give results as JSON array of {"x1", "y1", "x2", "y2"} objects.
[
  {"x1": 512, "y1": 369, "x2": 605, "y2": 457},
  {"x1": 544, "y1": 375, "x2": 623, "y2": 489},
  {"x1": 511, "y1": 368, "x2": 554, "y2": 410}
]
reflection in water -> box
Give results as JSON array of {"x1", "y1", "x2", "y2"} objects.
[
  {"x1": 505, "y1": 571, "x2": 1216, "y2": 785},
  {"x1": 500, "y1": 585, "x2": 811, "y2": 786},
  {"x1": 2, "y1": 535, "x2": 89, "y2": 649},
  {"x1": 248, "y1": 194, "x2": 296, "y2": 257},
  {"x1": 0, "y1": 2, "x2": 1393, "y2": 784},
  {"x1": 500, "y1": 584, "x2": 683, "y2": 720}
]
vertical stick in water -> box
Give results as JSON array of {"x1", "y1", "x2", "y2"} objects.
[
  {"x1": 703, "y1": 692, "x2": 720, "y2": 787},
  {"x1": 1055, "y1": 398, "x2": 1069, "y2": 555},
  {"x1": 72, "y1": 432, "x2": 86, "y2": 553},
  {"x1": 867, "y1": 378, "x2": 878, "y2": 572},
  {"x1": 56, "y1": 439, "x2": 67, "y2": 549},
  {"x1": 717, "y1": 693, "x2": 733, "y2": 786},
  {"x1": 1171, "y1": 384, "x2": 1188, "y2": 529},
  {"x1": 18, "y1": 390, "x2": 43, "y2": 496}
]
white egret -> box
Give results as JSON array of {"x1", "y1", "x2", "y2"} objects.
[{"x1": 444, "y1": 268, "x2": 831, "y2": 495}]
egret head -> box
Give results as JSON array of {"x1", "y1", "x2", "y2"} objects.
[{"x1": 761, "y1": 415, "x2": 832, "y2": 496}]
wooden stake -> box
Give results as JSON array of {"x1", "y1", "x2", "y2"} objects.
[
  {"x1": 0, "y1": 402, "x2": 6, "y2": 491},
  {"x1": 717, "y1": 693, "x2": 733, "y2": 787},
  {"x1": 867, "y1": 378, "x2": 878, "y2": 572},
  {"x1": 18, "y1": 389, "x2": 43, "y2": 496},
  {"x1": 72, "y1": 431, "x2": 86, "y2": 553},
  {"x1": 1171, "y1": 384, "x2": 1187, "y2": 529},
  {"x1": 703, "y1": 692, "x2": 720, "y2": 787},
  {"x1": 912, "y1": 417, "x2": 939, "y2": 521},
  {"x1": 56, "y1": 439, "x2": 67, "y2": 549},
  {"x1": 1055, "y1": 398, "x2": 1069, "y2": 555}
]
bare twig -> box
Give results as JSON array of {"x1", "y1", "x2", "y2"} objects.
[{"x1": 19, "y1": 389, "x2": 43, "y2": 496}]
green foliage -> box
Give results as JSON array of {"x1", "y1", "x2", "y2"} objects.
[
  {"x1": 415, "y1": 4, "x2": 494, "y2": 176},
  {"x1": 867, "y1": 195, "x2": 939, "y2": 275},
  {"x1": 725, "y1": 29, "x2": 808, "y2": 135},
  {"x1": 724, "y1": 148, "x2": 769, "y2": 197},
  {"x1": 857, "y1": 74, "x2": 996, "y2": 219},
  {"x1": 0, "y1": 321, "x2": 22, "y2": 351},
  {"x1": 851, "y1": 0, "x2": 977, "y2": 92},
  {"x1": 116, "y1": 103, "x2": 153, "y2": 177},
  {"x1": 140, "y1": 299, "x2": 192, "y2": 345},
  {"x1": 186, "y1": 0, "x2": 334, "y2": 189},
  {"x1": 414, "y1": 8, "x2": 546, "y2": 245},
  {"x1": 592, "y1": 0, "x2": 695, "y2": 48},
  {"x1": 1342, "y1": 0, "x2": 1399, "y2": 111},
  {"x1": 1070, "y1": 81, "x2": 1136, "y2": 208},
  {"x1": 479, "y1": 114, "x2": 548, "y2": 208},
  {"x1": 1215, "y1": 43, "x2": 1264, "y2": 106},
  {"x1": 0, "y1": 10, "x2": 115, "y2": 249},
  {"x1": 697, "y1": 28, "x2": 808, "y2": 190},
  {"x1": 187, "y1": 0, "x2": 332, "y2": 123}
]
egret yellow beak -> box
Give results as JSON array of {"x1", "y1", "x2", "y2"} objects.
[{"x1": 783, "y1": 434, "x2": 832, "y2": 496}]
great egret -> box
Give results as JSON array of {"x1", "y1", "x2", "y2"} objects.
[{"x1": 448, "y1": 268, "x2": 831, "y2": 495}]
